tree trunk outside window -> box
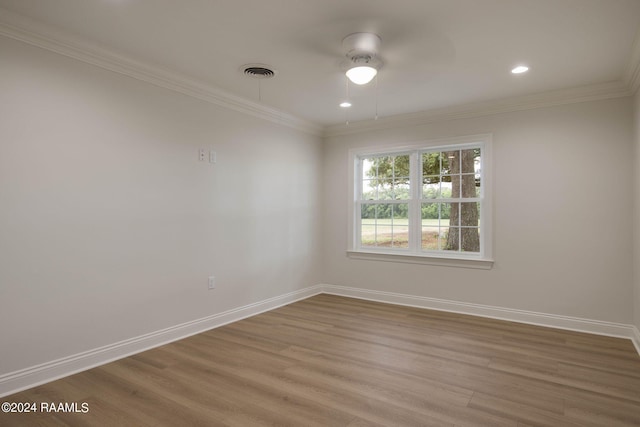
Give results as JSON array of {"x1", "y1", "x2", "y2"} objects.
[{"x1": 445, "y1": 149, "x2": 479, "y2": 252}]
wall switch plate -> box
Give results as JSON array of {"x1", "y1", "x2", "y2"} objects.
[
  {"x1": 208, "y1": 276, "x2": 216, "y2": 290},
  {"x1": 209, "y1": 150, "x2": 217, "y2": 163}
]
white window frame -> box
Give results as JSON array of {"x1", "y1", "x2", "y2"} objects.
[{"x1": 347, "y1": 134, "x2": 493, "y2": 269}]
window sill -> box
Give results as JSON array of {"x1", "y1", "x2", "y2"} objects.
[{"x1": 346, "y1": 250, "x2": 494, "y2": 269}]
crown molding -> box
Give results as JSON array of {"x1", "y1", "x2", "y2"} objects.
[
  {"x1": 0, "y1": 8, "x2": 323, "y2": 137},
  {"x1": 623, "y1": 26, "x2": 640, "y2": 95},
  {"x1": 323, "y1": 80, "x2": 632, "y2": 137},
  {"x1": 1, "y1": 7, "x2": 636, "y2": 140}
]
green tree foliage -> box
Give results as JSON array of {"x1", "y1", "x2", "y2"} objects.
[
  {"x1": 361, "y1": 203, "x2": 409, "y2": 219},
  {"x1": 421, "y1": 202, "x2": 451, "y2": 220},
  {"x1": 369, "y1": 155, "x2": 410, "y2": 186}
]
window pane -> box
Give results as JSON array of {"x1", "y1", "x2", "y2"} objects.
[
  {"x1": 393, "y1": 182, "x2": 410, "y2": 200},
  {"x1": 421, "y1": 202, "x2": 451, "y2": 221},
  {"x1": 421, "y1": 202, "x2": 438, "y2": 221},
  {"x1": 423, "y1": 180, "x2": 439, "y2": 199},
  {"x1": 461, "y1": 228, "x2": 480, "y2": 252},
  {"x1": 380, "y1": 156, "x2": 392, "y2": 172},
  {"x1": 360, "y1": 203, "x2": 408, "y2": 248},
  {"x1": 445, "y1": 202, "x2": 457, "y2": 226},
  {"x1": 461, "y1": 173, "x2": 477, "y2": 198},
  {"x1": 441, "y1": 176, "x2": 453, "y2": 198},
  {"x1": 393, "y1": 154, "x2": 410, "y2": 178},
  {"x1": 360, "y1": 203, "x2": 381, "y2": 247},
  {"x1": 423, "y1": 175, "x2": 439, "y2": 184},
  {"x1": 360, "y1": 204, "x2": 378, "y2": 246},
  {"x1": 391, "y1": 226, "x2": 409, "y2": 248},
  {"x1": 362, "y1": 179, "x2": 376, "y2": 200},
  {"x1": 422, "y1": 152, "x2": 441, "y2": 177},
  {"x1": 443, "y1": 227, "x2": 459, "y2": 251},
  {"x1": 391, "y1": 204, "x2": 409, "y2": 248},
  {"x1": 361, "y1": 157, "x2": 377, "y2": 200},
  {"x1": 362, "y1": 157, "x2": 375, "y2": 180},
  {"x1": 379, "y1": 179, "x2": 393, "y2": 200},
  {"x1": 461, "y1": 149, "x2": 477, "y2": 173},
  {"x1": 360, "y1": 222, "x2": 376, "y2": 247},
  {"x1": 421, "y1": 213, "x2": 441, "y2": 250},
  {"x1": 441, "y1": 151, "x2": 457, "y2": 175},
  {"x1": 422, "y1": 227, "x2": 438, "y2": 250},
  {"x1": 422, "y1": 203, "x2": 449, "y2": 250},
  {"x1": 460, "y1": 202, "x2": 480, "y2": 227},
  {"x1": 391, "y1": 155, "x2": 410, "y2": 200},
  {"x1": 362, "y1": 155, "x2": 410, "y2": 201}
]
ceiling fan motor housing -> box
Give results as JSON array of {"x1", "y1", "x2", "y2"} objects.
[
  {"x1": 342, "y1": 33, "x2": 381, "y2": 59},
  {"x1": 342, "y1": 32, "x2": 382, "y2": 71}
]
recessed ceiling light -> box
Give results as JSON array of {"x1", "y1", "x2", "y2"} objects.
[
  {"x1": 340, "y1": 101, "x2": 352, "y2": 108},
  {"x1": 511, "y1": 65, "x2": 529, "y2": 74}
]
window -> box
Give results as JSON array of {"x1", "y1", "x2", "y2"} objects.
[{"x1": 348, "y1": 134, "x2": 493, "y2": 268}]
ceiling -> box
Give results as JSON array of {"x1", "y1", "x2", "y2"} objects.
[{"x1": 1, "y1": 0, "x2": 639, "y2": 128}]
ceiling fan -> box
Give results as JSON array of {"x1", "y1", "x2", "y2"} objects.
[{"x1": 342, "y1": 32, "x2": 382, "y2": 85}]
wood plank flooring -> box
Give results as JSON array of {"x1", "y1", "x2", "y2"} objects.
[{"x1": 2, "y1": 294, "x2": 640, "y2": 426}]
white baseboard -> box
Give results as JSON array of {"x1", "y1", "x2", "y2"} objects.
[
  {"x1": 321, "y1": 284, "x2": 640, "y2": 352},
  {"x1": 632, "y1": 326, "x2": 640, "y2": 355},
  {"x1": 2, "y1": 283, "x2": 638, "y2": 398},
  {"x1": 0, "y1": 285, "x2": 323, "y2": 398}
]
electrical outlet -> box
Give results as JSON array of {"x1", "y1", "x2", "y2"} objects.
[
  {"x1": 208, "y1": 276, "x2": 216, "y2": 290},
  {"x1": 199, "y1": 148, "x2": 206, "y2": 161}
]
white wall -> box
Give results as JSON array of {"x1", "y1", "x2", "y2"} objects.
[
  {"x1": 323, "y1": 98, "x2": 634, "y2": 324},
  {"x1": 634, "y1": 90, "x2": 640, "y2": 331},
  {"x1": 1, "y1": 28, "x2": 637, "y2": 389},
  {"x1": 0, "y1": 36, "x2": 322, "y2": 375}
]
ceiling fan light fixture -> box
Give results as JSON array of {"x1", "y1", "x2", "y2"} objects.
[
  {"x1": 342, "y1": 33, "x2": 382, "y2": 86},
  {"x1": 346, "y1": 65, "x2": 378, "y2": 85},
  {"x1": 511, "y1": 65, "x2": 529, "y2": 74}
]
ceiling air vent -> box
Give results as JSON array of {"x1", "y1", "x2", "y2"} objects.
[{"x1": 241, "y1": 64, "x2": 277, "y2": 79}]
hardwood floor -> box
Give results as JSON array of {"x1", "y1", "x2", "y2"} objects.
[{"x1": 2, "y1": 294, "x2": 640, "y2": 426}]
